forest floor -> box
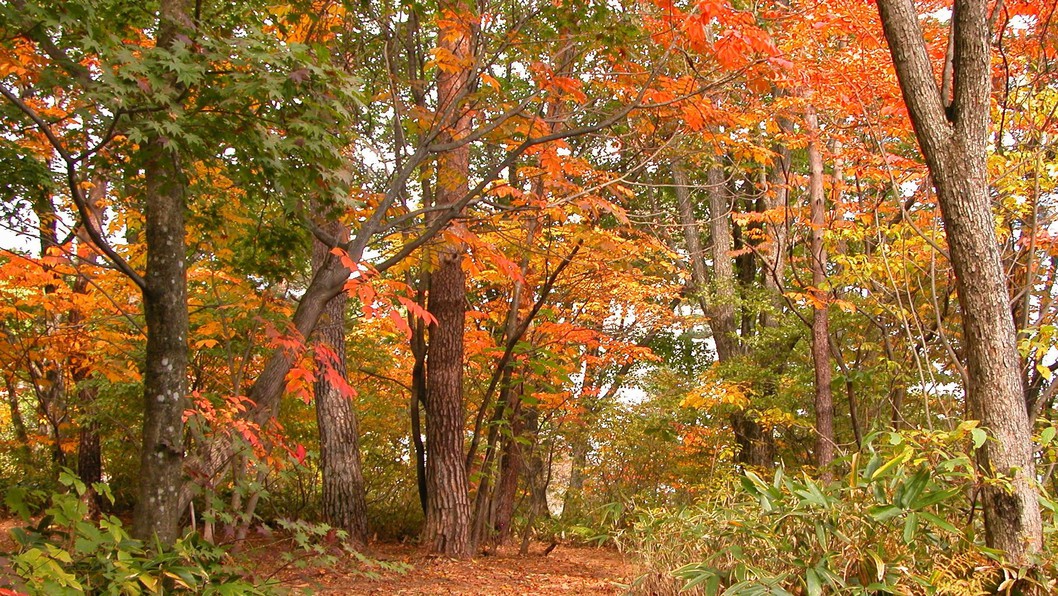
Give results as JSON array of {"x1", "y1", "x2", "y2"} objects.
[
  {"x1": 0, "y1": 516, "x2": 636, "y2": 594},
  {"x1": 252, "y1": 539, "x2": 636, "y2": 595}
]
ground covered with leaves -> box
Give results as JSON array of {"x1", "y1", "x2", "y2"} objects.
[{"x1": 255, "y1": 541, "x2": 633, "y2": 595}]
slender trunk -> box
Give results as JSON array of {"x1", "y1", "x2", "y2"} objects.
[
  {"x1": 806, "y1": 104, "x2": 834, "y2": 476},
  {"x1": 706, "y1": 164, "x2": 741, "y2": 361},
  {"x1": 131, "y1": 2, "x2": 194, "y2": 544},
  {"x1": 311, "y1": 223, "x2": 368, "y2": 546},
  {"x1": 877, "y1": 0, "x2": 1042, "y2": 563},
  {"x1": 490, "y1": 395, "x2": 525, "y2": 546},
  {"x1": 761, "y1": 120, "x2": 793, "y2": 328},
  {"x1": 33, "y1": 187, "x2": 66, "y2": 466},
  {"x1": 676, "y1": 162, "x2": 771, "y2": 466},
  {"x1": 73, "y1": 185, "x2": 105, "y2": 514},
  {"x1": 5, "y1": 376, "x2": 29, "y2": 455},
  {"x1": 410, "y1": 311, "x2": 429, "y2": 515},
  {"x1": 470, "y1": 363, "x2": 519, "y2": 546},
  {"x1": 672, "y1": 162, "x2": 710, "y2": 315},
  {"x1": 518, "y1": 407, "x2": 545, "y2": 555},
  {"x1": 562, "y1": 435, "x2": 588, "y2": 518}
]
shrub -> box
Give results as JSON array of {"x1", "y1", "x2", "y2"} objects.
[
  {"x1": 3, "y1": 470, "x2": 270, "y2": 595},
  {"x1": 622, "y1": 424, "x2": 1056, "y2": 595}
]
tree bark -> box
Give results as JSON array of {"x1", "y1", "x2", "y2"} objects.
[
  {"x1": 131, "y1": 1, "x2": 195, "y2": 545},
  {"x1": 73, "y1": 186, "x2": 105, "y2": 515},
  {"x1": 706, "y1": 164, "x2": 741, "y2": 362},
  {"x1": 422, "y1": 248, "x2": 472, "y2": 556},
  {"x1": 410, "y1": 310, "x2": 429, "y2": 515},
  {"x1": 876, "y1": 0, "x2": 1042, "y2": 564},
  {"x1": 4, "y1": 376, "x2": 28, "y2": 456},
  {"x1": 489, "y1": 395, "x2": 525, "y2": 547},
  {"x1": 311, "y1": 223, "x2": 369, "y2": 546},
  {"x1": 806, "y1": 103, "x2": 834, "y2": 476},
  {"x1": 420, "y1": 0, "x2": 475, "y2": 558}
]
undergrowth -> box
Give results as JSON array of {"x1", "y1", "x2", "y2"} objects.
[{"x1": 620, "y1": 424, "x2": 1058, "y2": 595}]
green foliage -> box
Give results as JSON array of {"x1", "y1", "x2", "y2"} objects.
[
  {"x1": 623, "y1": 427, "x2": 1056, "y2": 595},
  {"x1": 272, "y1": 518, "x2": 411, "y2": 580},
  {"x1": 4, "y1": 470, "x2": 271, "y2": 595}
]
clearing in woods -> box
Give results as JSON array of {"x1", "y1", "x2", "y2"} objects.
[{"x1": 262, "y1": 541, "x2": 633, "y2": 595}]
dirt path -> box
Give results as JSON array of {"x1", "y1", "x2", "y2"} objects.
[{"x1": 266, "y1": 542, "x2": 635, "y2": 595}]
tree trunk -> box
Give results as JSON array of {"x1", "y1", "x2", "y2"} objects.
[
  {"x1": 489, "y1": 401, "x2": 525, "y2": 547},
  {"x1": 675, "y1": 160, "x2": 775, "y2": 467},
  {"x1": 761, "y1": 120, "x2": 793, "y2": 329},
  {"x1": 731, "y1": 411, "x2": 775, "y2": 468},
  {"x1": 410, "y1": 310, "x2": 429, "y2": 515},
  {"x1": 420, "y1": 0, "x2": 475, "y2": 558},
  {"x1": 422, "y1": 248, "x2": 472, "y2": 556},
  {"x1": 311, "y1": 224, "x2": 369, "y2": 546},
  {"x1": 73, "y1": 187, "x2": 105, "y2": 515},
  {"x1": 806, "y1": 103, "x2": 834, "y2": 476},
  {"x1": 131, "y1": 1, "x2": 195, "y2": 545},
  {"x1": 877, "y1": 0, "x2": 1042, "y2": 564},
  {"x1": 4, "y1": 376, "x2": 28, "y2": 453},
  {"x1": 706, "y1": 165, "x2": 741, "y2": 361},
  {"x1": 133, "y1": 146, "x2": 191, "y2": 544}
]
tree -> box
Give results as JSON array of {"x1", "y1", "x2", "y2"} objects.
[
  {"x1": 875, "y1": 0, "x2": 1043, "y2": 564},
  {"x1": 311, "y1": 221, "x2": 369, "y2": 546},
  {"x1": 805, "y1": 102, "x2": 834, "y2": 476},
  {"x1": 420, "y1": 0, "x2": 475, "y2": 557}
]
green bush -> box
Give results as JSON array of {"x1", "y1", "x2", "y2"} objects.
[
  {"x1": 622, "y1": 425, "x2": 1056, "y2": 595},
  {"x1": 4, "y1": 470, "x2": 270, "y2": 595}
]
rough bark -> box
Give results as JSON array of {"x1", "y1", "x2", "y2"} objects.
[
  {"x1": 311, "y1": 224, "x2": 369, "y2": 546},
  {"x1": 130, "y1": 1, "x2": 195, "y2": 545},
  {"x1": 422, "y1": 249, "x2": 472, "y2": 556},
  {"x1": 877, "y1": 0, "x2": 1042, "y2": 564},
  {"x1": 420, "y1": 0, "x2": 475, "y2": 558},
  {"x1": 806, "y1": 104, "x2": 835, "y2": 476},
  {"x1": 489, "y1": 395, "x2": 525, "y2": 546},
  {"x1": 731, "y1": 411, "x2": 776, "y2": 468}
]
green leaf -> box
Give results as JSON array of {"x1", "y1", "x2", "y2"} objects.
[
  {"x1": 910, "y1": 486, "x2": 960, "y2": 509},
  {"x1": 971, "y1": 427, "x2": 987, "y2": 449},
  {"x1": 919, "y1": 511, "x2": 960, "y2": 534},
  {"x1": 805, "y1": 568, "x2": 821, "y2": 596},
  {"x1": 869, "y1": 504, "x2": 902, "y2": 522},
  {"x1": 898, "y1": 467, "x2": 930, "y2": 508},
  {"x1": 902, "y1": 512, "x2": 918, "y2": 543}
]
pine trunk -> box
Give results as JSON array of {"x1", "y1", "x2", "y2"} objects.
[
  {"x1": 421, "y1": 0, "x2": 475, "y2": 558},
  {"x1": 312, "y1": 226, "x2": 369, "y2": 546},
  {"x1": 423, "y1": 249, "x2": 472, "y2": 555}
]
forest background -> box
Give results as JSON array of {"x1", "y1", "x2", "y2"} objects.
[{"x1": 0, "y1": 0, "x2": 1056, "y2": 593}]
